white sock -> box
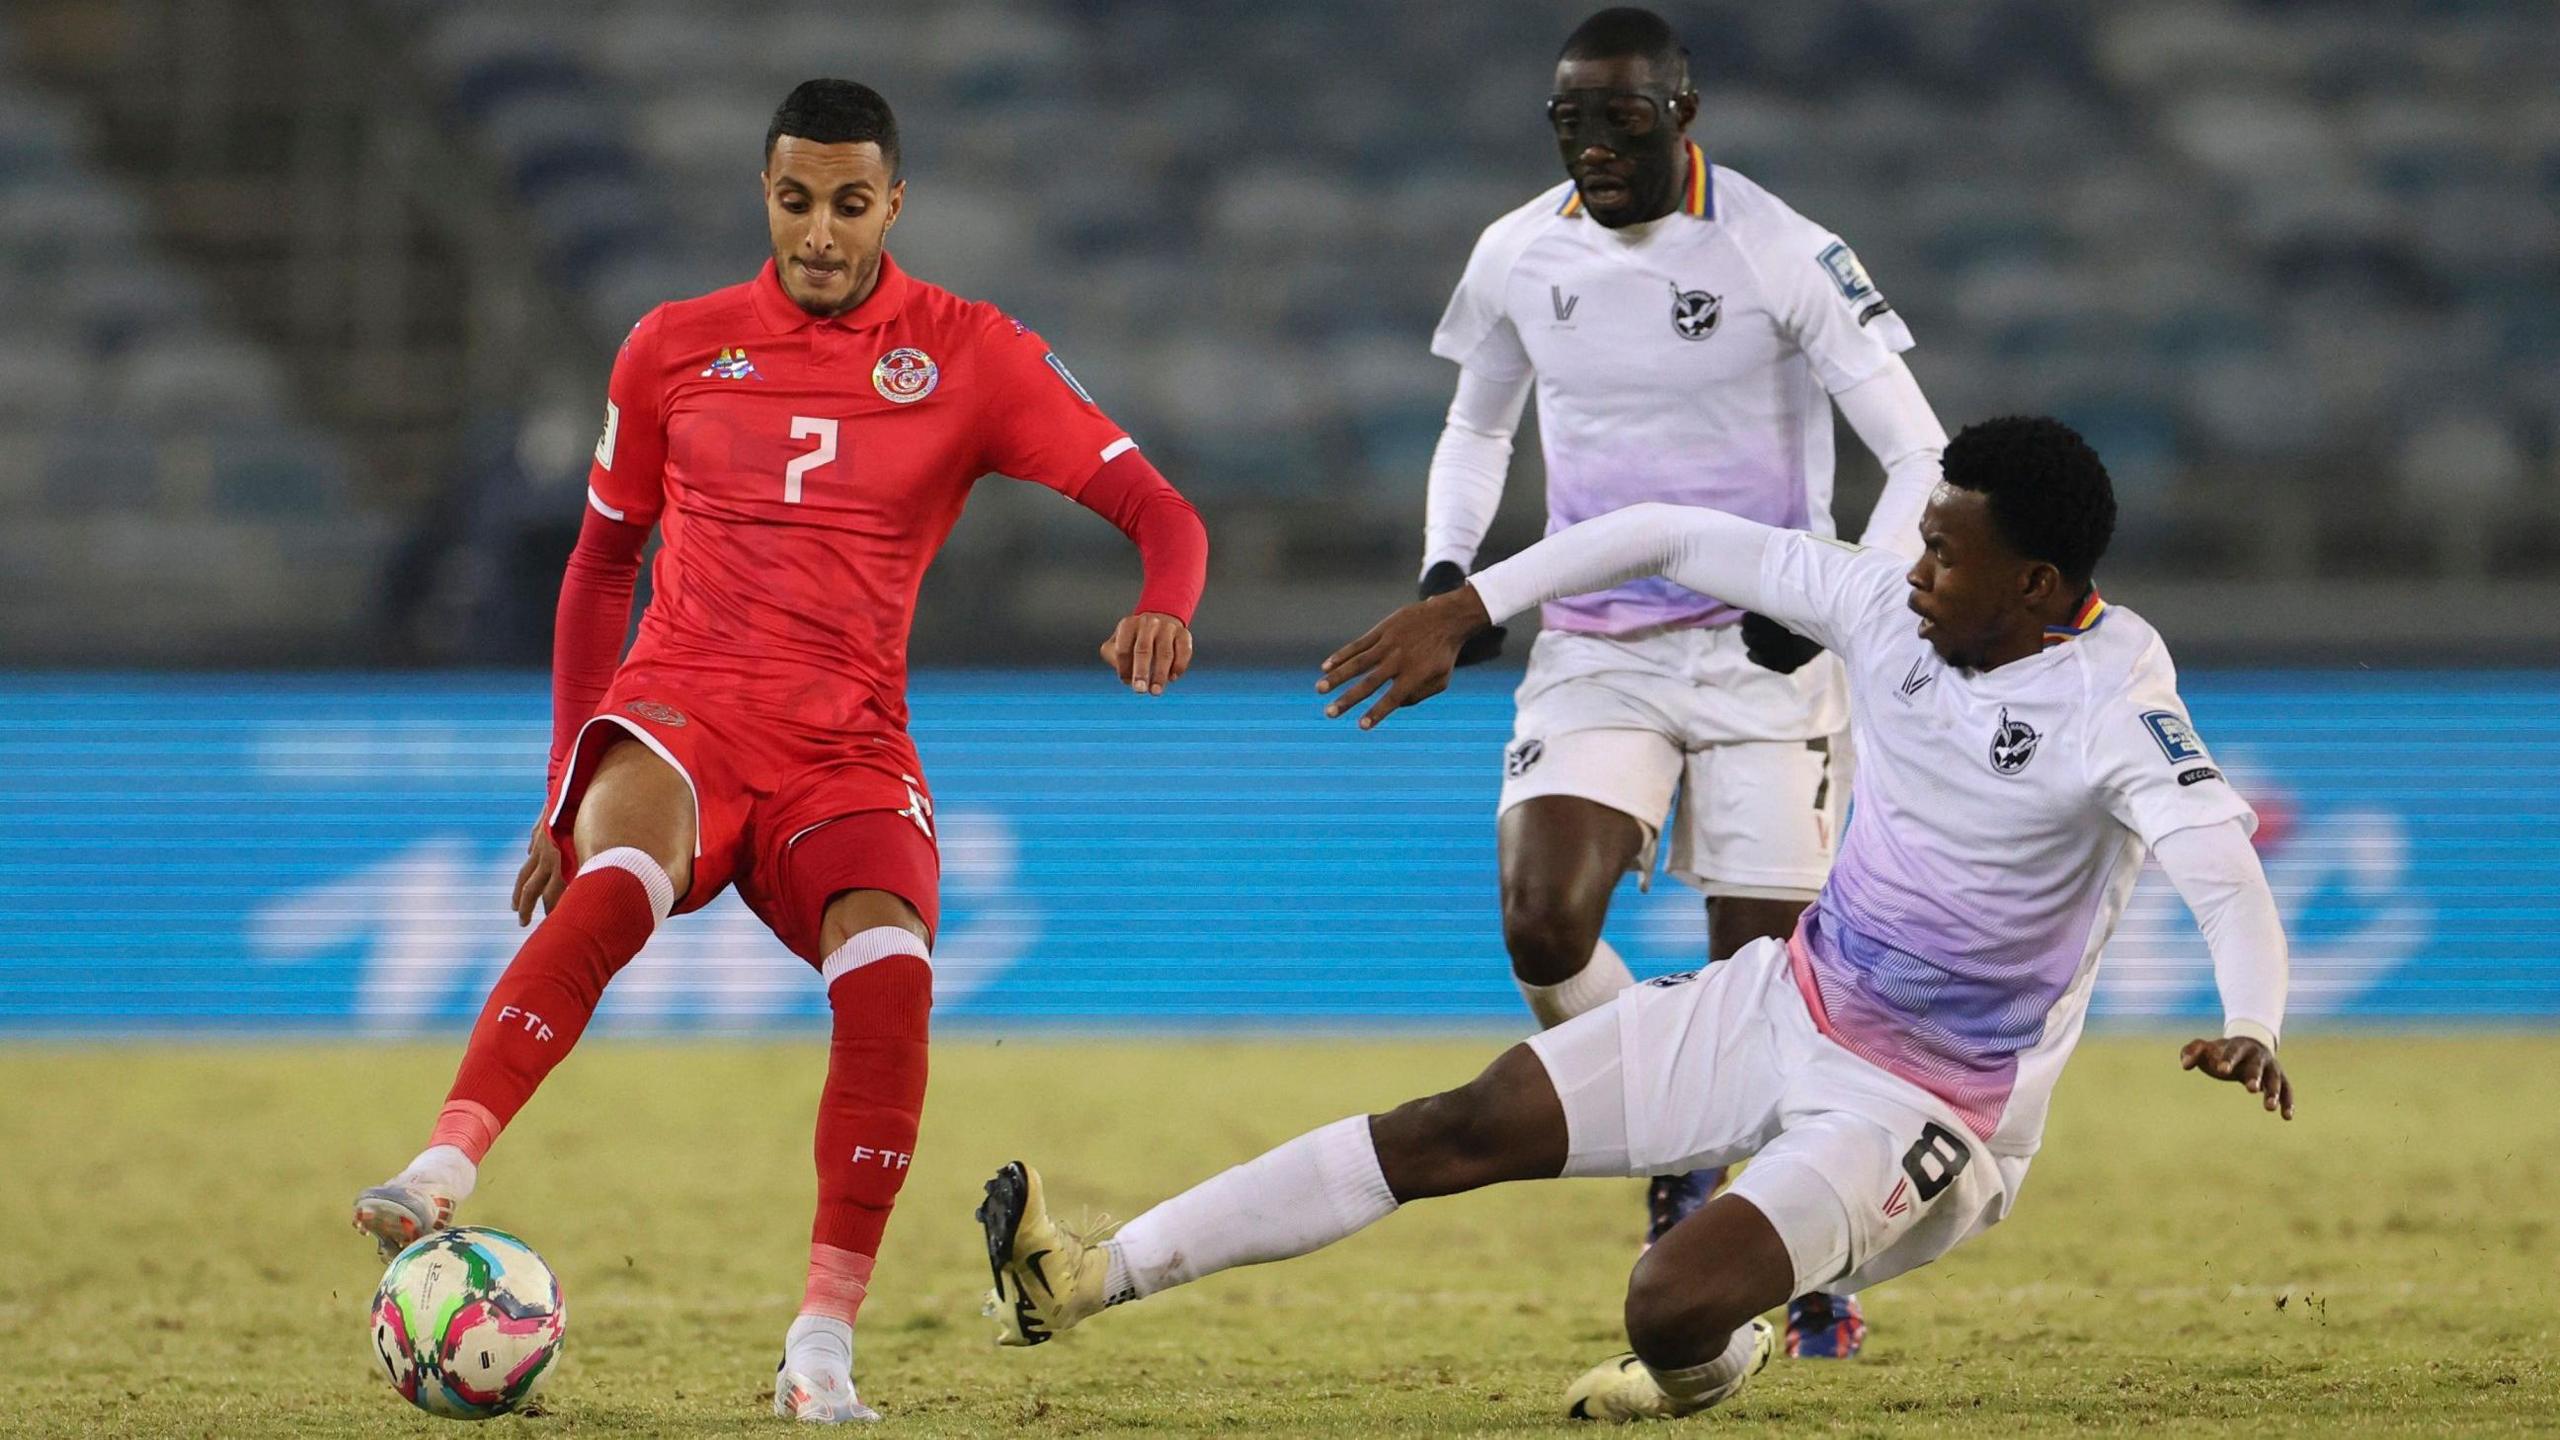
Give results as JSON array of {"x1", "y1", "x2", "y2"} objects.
[
  {"x1": 1102, "y1": 1115, "x2": 1397, "y2": 1302},
  {"x1": 398, "y1": 1143, "x2": 478, "y2": 1204},
  {"x1": 1517, "y1": 939, "x2": 1636, "y2": 1029},
  {"x1": 783, "y1": 1314, "x2": 852, "y2": 1375},
  {"x1": 1648, "y1": 1321, "x2": 1761, "y2": 1409}
]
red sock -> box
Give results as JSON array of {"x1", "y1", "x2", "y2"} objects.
[
  {"x1": 802, "y1": 929, "x2": 934, "y2": 1324},
  {"x1": 431, "y1": 849, "x2": 669, "y2": 1163}
]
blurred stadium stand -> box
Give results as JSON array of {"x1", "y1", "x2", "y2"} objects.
[{"x1": 3, "y1": 0, "x2": 2555, "y2": 665}]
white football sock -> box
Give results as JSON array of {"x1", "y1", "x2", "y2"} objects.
[
  {"x1": 783, "y1": 1314, "x2": 853, "y2": 1375},
  {"x1": 397, "y1": 1143, "x2": 478, "y2": 1204},
  {"x1": 1103, "y1": 1115, "x2": 1397, "y2": 1303},
  {"x1": 1517, "y1": 939, "x2": 1636, "y2": 1029},
  {"x1": 1648, "y1": 1321, "x2": 1761, "y2": 1410}
]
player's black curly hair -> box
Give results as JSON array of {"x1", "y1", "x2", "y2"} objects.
[
  {"x1": 1941, "y1": 416, "x2": 2117, "y2": 587},
  {"x1": 1559, "y1": 7, "x2": 1690, "y2": 84},
  {"x1": 766, "y1": 79, "x2": 900, "y2": 175}
]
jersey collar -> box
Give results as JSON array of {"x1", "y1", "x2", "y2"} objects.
[
  {"x1": 1559, "y1": 140, "x2": 1712, "y2": 220},
  {"x1": 2042, "y1": 590, "x2": 2107, "y2": 646},
  {"x1": 750, "y1": 252, "x2": 913, "y2": 335}
]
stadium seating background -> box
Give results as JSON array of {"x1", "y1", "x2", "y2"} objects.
[{"x1": 1, "y1": 0, "x2": 2555, "y2": 664}]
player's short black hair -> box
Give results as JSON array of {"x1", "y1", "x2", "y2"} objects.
[
  {"x1": 765, "y1": 79, "x2": 900, "y2": 174},
  {"x1": 1941, "y1": 416, "x2": 2117, "y2": 587},
  {"x1": 1559, "y1": 7, "x2": 1690, "y2": 88}
]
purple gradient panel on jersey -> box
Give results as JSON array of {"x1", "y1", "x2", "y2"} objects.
[
  {"x1": 1536, "y1": 450, "x2": 1811, "y2": 634},
  {"x1": 1795, "y1": 848, "x2": 2114, "y2": 1137}
]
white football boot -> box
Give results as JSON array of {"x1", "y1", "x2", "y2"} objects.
[
  {"x1": 772, "y1": 1362, "x2": 880, "y2": 1423},
  {"x1": 773, "y1": 1315, "x2": 879, "y2": 1423},
  {"x1": 1564, "y1": 1320, "x2": 1775, "y2": 1422},
  {"x1": 353, "y1": 1180, "x2": 458, "y2": 1260},
  {"x1": 977, "y1": 1161, "x2": 1111, "y2": 1346},
  {"x1": 353, "y1": 1147, "x2": 473, "y2": 1259}
]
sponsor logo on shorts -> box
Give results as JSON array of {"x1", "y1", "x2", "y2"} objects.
[
  {"x1": 2178, "y1": 766, "x2": 2224, "y2": 787},
  {"x1": 1640, "y1": 970, "x2": 1698, "y2": 989},
  {"x1": 872, "y1": 346, "x2": 939, "y2": 404},
  {"x1": 625, "y1": 699, "x2": 686, "y2": 727},
  {"x1": 1988, "y1": 707, "x2": 2039, "y2": 775},
  {"x1": 1504, "y1": 737, "x2": 1544, "y2": 779},
  {"x1": 1881, "y1": 1175, "x2": 1913, "y2": 1219},
  {"x1": 898, "y1": 772, "x2": 935, "y2": 840}
]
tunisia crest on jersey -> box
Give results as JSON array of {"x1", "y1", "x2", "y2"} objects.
[{"x1": 872, "y1": 347, "x2": 939, "y2": 404}]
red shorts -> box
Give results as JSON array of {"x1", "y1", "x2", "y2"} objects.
[{"x1": 547, "y1": 665, "x2": 941, "y2": 962}]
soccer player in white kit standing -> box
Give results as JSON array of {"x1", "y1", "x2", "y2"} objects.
[
  {"x1": 1415, "y1": 7, "x2": 1951, "y2": 1354},
  {"x1": 977, "y1": 417, "x2": 2295, "y2": 1422}
]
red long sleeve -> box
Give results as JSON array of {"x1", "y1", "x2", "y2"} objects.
[
  {"x1": 546, "y1": 505, "x2": 648, "y2": 796},
  {"x1": 1071, "y1": 449, "x2": 1208, "y2": 625}
]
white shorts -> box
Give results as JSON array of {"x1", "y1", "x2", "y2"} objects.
[
  {"x1": 1499, "y1": 627, "x2": 1847, "y2": 898},
  {"x1": 1525, "y1": 937, "x2": 2029, "y2": 1299}
]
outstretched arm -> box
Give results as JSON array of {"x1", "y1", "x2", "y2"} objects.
[
  {"x1": 1075, "y1": 448, "x2": 1208, "y2": 695},
  {"x1": 1471, "y1": 503, "x2": 1782, "y2": 630},
  {"x1": 1320, "y1": 504, "x2": 1795, "y2": 729},
  {"x1": 2156, "y1": 819, "x2": 2295, "y2": 1120}
]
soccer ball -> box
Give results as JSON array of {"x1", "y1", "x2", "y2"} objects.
[{"x1": 370, "y1": 1226, "x2": 567, "y2": 1420}]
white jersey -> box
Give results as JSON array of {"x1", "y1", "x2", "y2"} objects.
[
  {"x1": 1757, "y1": 533, "x2": 2254, "y2": 1156},
  {"x1": 1470, "y1": 508, "x2": 2260, "y2": 1158},
  {"x1": 1431, "y1": 145, "x2": 1915, "y2": 635}
]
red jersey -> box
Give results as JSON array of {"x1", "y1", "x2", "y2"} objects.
[{"x1": 585, "y1": 254, "x2": 1139, "y2": 739}]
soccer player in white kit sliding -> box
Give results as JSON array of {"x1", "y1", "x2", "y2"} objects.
[
  {"x1": 1416, "y1": 6, "x2": 1953, "y2": 1354},
  {"x1": 978, "y1": 418, "x2": 2295, "y2": 1422}
]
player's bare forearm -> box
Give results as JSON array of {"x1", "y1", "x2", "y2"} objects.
[
  {"x1": 2178, "y1": 1036, "x2": 2294, "y2": 1120},
  {"x1": 1316, "y1": 587, "x2": 1491, "y2": 730},
  {"x1": 1100, "y1": 612, "x2": 1194, "y2": 696}
]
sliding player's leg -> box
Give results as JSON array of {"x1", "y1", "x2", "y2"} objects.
[
  {"x1": 1685, "y1": 736, "x2": 1865, "y2": 1356},
  {"x1": 762, "y1": 805, "x2": 940, "y2": 1423},
  {"x1": 1564, "y1": 1193, "x2": 1790, "y2": 1421},
  {"x1": 354, "y1": 729, "x2": 703, "y2": 1256},
  {"x1": 979, "y1": 1039, "x2": 1571, "y2": 1347}
]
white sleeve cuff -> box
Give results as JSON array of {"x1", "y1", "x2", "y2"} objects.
[{"x1": 2222, "y1": 1018, "x2": 2280, "y2": 1051}]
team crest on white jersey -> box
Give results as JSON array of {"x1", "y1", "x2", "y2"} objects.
[
  {"x1": 873, "y1": 347, "x2": 939, "y2": 404},
  {"x1": 1669, "y1": 283, "x2": 1721, "y2": 340},
  {"x1": 1989, "y1": 707, "x2": 2040, "y2": 775}
]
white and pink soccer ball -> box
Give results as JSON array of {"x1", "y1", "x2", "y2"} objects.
[{"x1": 370, "y1": 1226, "x2": 566, "y2": 1420}]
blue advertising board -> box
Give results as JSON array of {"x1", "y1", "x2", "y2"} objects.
[{"x1": 0, "y1": 672, "x2": 2552, "y2": 1034}]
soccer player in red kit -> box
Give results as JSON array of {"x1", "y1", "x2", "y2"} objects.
[{"x1": 351, "y1": 80, "x2": 1208, "y2": 1422}]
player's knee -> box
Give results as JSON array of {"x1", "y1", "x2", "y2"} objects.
[
  {"x1": 1500, "y1": 884, "x2": 1605, "y2": 985},
  {"x1": 1370, "y1": 1083, "x2": 1513, "y2": 1200},
  {"x1": 1623, "y1": 1247, "x2": 1757, "y2": 1367}
]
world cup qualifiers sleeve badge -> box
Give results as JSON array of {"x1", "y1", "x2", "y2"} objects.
[{"x1": 872, "y1": 347, "x2": 940, "y2": 404}]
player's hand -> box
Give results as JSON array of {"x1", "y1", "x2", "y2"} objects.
[
  {"x1": 513, "y1": 823, "x2": 566, "y2": 927},
  {"x1": 2179, "y1": 1036, "x2": 2294, "y2": 1120},
  {"x1": 1317, "y1": 587, "x2": 1490, "y2": 729},
  {"x1": 1740, "y1": 611, "x2": 1825, "y2": 674},
  {"x1": 1102, "y1": 611, "x2": 1193, "y2": 696},
  {"x1": 1419, "y1": 561, "x2": 1508, "y2": 667}
]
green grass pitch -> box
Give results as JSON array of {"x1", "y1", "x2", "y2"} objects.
[{"x1": 2, "y1": 1035, "x2": 2555, "y2": 1437}]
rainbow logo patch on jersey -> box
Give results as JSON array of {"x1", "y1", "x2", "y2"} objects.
[
  {"x1": 700, "y1": 347, "x2": 760, "y2": 380},
  {"x1": 872, "y1": 347, "x2": 939, "y2": 404}
]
